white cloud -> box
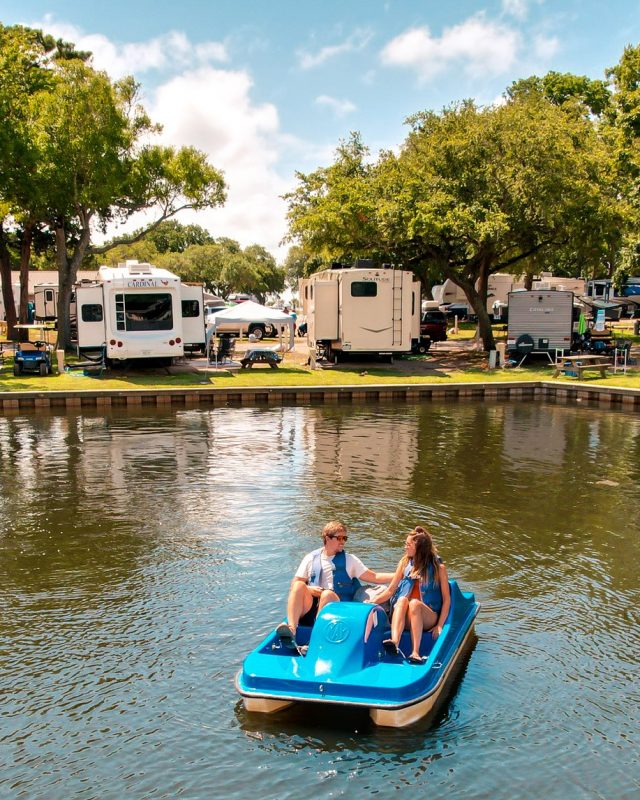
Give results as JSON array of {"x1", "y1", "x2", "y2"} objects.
[
  {"x1": 502, "y1": 0, "x2": 530, "y2": 20},
  {"x1": 35, "y1": 16, "x2": 227, "y2": 79},
  {"x1": 135, "y1": 67, "x2": 291, "y2": 255},
  {"x1": 532, "y1": 34, "x2": 559, "y2": 60},
  {"x1": 315, "y1": 95, "x2": 357, "y2": 117},
  {"x1": 380, "y1": 14, "x2": 520, "y2": 81},
  {"x1": 298, "y1": 28, "x2": 373, "y2": 69}
]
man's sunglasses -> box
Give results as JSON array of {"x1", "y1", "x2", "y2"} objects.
[{"x1": 327, "y1": 534, "x2": 348, "y2": 541}]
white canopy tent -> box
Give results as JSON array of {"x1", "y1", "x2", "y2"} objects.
[{"x1": 205, "y1": 301, "x2": 295, "y2": 359}]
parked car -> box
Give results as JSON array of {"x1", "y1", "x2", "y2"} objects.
[{"x1": 420, "y1": 310, "x2": 448, "y2": 341}]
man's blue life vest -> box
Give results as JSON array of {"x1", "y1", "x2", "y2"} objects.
[
  {"x1": 391, "y1": 558, "x2": 443, "y2": 613},
  {"x1": 309, "y1": 548, "x2": 362, "y2": 601}
]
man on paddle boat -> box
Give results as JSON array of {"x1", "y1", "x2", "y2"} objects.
[
  {"x1": 276, "y1": 520, "x2": 393, "y2": 647},
  {"x1": 366, "y1": 526, "x2": 451, "y2": 664}
]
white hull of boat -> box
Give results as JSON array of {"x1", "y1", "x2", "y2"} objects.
[{"x1": 240, "y1": 622, "x2": 476, "y2": 728}]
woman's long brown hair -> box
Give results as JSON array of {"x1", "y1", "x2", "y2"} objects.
[{"x1": 400, "y1": 526, "x2": 441, "y2": 585}]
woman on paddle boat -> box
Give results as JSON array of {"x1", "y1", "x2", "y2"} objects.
[{"x1": 367, "y1": 526, "x2": 451, "y2": 664}]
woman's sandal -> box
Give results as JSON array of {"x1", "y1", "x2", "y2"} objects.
[
  {"x1": 407, "y1": 654, "x2": 426, "y2": 665},
  {"x1": 382, "y1": 639, "x2": 399, "y2": 656}
]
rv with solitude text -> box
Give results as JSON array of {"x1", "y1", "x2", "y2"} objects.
[
  {"x1": 75, "y1": 261, "x2": 205, "y2": 361},
  {"x1": 299, "y1": 262, "x2": 423, "y2": 361}
]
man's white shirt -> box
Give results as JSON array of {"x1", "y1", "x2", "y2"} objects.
[{"x1": 295, "y1": 551, "x2": 368, "y2": 590}]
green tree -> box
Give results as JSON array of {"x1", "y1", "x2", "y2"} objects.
[
  {"x1": 34, "y1": 61, "x2": 226, "y2": 348},
  {"x1": 283, "y1": 245, "x2": 324, "y2": 290},
  {"x1": 286, "y1": 98, "x2": 623, "y2": 350},
  {"x1": 146, "y1": 220, "x2": 214, "y2": 253},
  {"x1": 507, "y1": 71, "x2": 611, "y2": 117},
  {"x1": 0, "y1": 24, "x2": 92, "y2": 337},
  {"x1": 243, "y1": 244, "x2": 285, "y2": 301},
  {"x1": 163, "y1": 238, "x2": 284, "y2": 301},
  {"x1": 0, "y1": 25, "x2": 227, "y2": 348}
]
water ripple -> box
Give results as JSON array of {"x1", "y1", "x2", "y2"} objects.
[{"x1": 0, "y1": 402, "x2": 639, "y2": 800}]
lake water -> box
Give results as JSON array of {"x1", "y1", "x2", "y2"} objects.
[{"x1": 1, "y1": 401, "x2": 638, "y2": 800}]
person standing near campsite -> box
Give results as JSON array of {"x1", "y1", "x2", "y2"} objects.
[
  {"x1": 366, "y1": 526, "x2": 450, "y2": 664},
  {"x1": 276, "y1": 520, "x2": 392, "y2": 647},
  {"x1": 283, "y1": 305, "x2": 297, "y2": 333}
]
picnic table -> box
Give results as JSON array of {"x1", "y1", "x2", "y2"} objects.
[
  {"x1": 552, "y1": 354, "x2": 611, "y2": 379},
  {"x1": 0, "y1": 339, "x2": 15, "y2": 364},
  {"x1": 240, "y1": 349, "x2": 283, "y2": 369}
]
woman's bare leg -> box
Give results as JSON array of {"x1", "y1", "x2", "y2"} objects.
[
  {"x1": 408, "y1": 599, "x2": 437, "y2": 658},
  {"x1": 390, "y1": 596, "x2": 410, "y2": 645}
]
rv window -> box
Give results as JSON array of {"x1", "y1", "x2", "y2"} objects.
[
  {"x1": 116, "y1": 293, "x2": 173, "y2": 331},
  {"x1": 412, "y1": 292, "x2": 415, "y2": 315},
  {"x1": 351, "y1": 282, "x2": 377, "y2": 297},
  {"x1": 45, "y1": 289, "x2": 54, "y2": 302},
  {"x1": 182, "y1": 299, "x2": 200, "y2": 318},
  {"x1": 81, "y1": 304, "x2": 103, "y2": 322},
  {"x1": 304, "y1": 286, "x2": 308, "y2": 300}
]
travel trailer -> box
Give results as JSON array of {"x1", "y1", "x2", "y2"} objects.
[
  {"x1": 34, "y1": 284, "x2": 59, "y2": 321},
  {"x1": 432, "y1": 273, "x2": 586, "y2": 321},
  {"x1": 75, "y1": 261, "x2": 205, "y2": 361},
  {"x1": 299, "y1": 263, "x2": 423, "y2": 361},
  {"x1": 507, "y1": 290, "x2": 578, "y2": 360}
]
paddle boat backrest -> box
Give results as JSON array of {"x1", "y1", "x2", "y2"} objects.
[{"x1": 305, "y1": 601, "x2": 387, "y2": 678}]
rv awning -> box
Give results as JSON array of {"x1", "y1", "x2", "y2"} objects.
[
  {"x1": 581, "y1": 298, "x2": 620, "y2": 310},
  {"x1": 206, "y1": 301, "x2": 295, "y2": 350}
]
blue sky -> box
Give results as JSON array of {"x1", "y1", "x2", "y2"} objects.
[{"x1": 2, "y1": 1, "x2": 640, "y2": 257}]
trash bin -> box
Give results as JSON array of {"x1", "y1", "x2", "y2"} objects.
[{"x1": 56, "y1": 349, "x2": 65, "y2": 373}]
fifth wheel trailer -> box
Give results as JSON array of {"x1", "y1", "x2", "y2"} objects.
[
  {"x1": 75, "y1": 261, "x2": 205, "y2": 361},
  {"x1": 299, "y1": 264, "x2": 422, "y2": 361}
]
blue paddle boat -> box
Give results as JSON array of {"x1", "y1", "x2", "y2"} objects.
[{"x1": 236, "y1": 580, "x2": 479, "y2": 727}]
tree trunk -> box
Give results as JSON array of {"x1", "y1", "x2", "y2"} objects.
[
  {"x1": 446, "y1": 271, "x2": 496, "y2": 351},
  {"x1": 55, "y1": 218, "x2": 92, "y2": 351},
  {"x1": 469, "y1": 290, "x2": 496, "y2": 351},
  {"x1": 18, "y1": 222, "x2": 34, "y2": 341},
  {"x1": 524, "y1": 271, "x2": 534, "y2": 291},
  {"x1": 0, "y1": 222, "x2": 17, "y2": 339}
]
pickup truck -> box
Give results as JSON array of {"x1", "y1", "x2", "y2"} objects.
[{"x1": 205, "y1": 305, "x2": 278, "y2": 340}]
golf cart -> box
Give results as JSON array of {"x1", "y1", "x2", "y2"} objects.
[{"x1": 12, "y1": 324, "x2": 54, "y2": 376}]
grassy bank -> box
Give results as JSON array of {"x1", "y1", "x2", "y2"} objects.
[{"x1": 2, "y1": 359, "x2": 640, "y2": 392}]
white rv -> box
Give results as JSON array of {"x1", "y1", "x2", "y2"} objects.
[
  {"x1": 34, "y1": 284, "x2": 59, "y2": 321},
  {"x1": 507, "y1": 290, "x2": 577, "y2": 358},
  {"x1": 299, "y1": 264, "x2": 422, "y2": 361},
  {"x1": 75, "y1": 261, "x2": 205, "y2": 361}
]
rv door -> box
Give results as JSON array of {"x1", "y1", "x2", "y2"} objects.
[
  {"x1": 180, "y1": 283, "x2": 205, "y2": 350},
  {"x1": 76, "y1": 285, "x2": 106, "y2": 351}
]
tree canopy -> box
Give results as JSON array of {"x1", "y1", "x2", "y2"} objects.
[
  {"x1": 0, "y1": 24, "x2": 227, "y2": 345},
  {"x1": 287, "y1": 82, "x2": 631, "y2": 348}
]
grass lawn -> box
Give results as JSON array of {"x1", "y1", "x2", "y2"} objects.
[{"x1": 2, "y1": 353, "x2": 640, "y2": 392}]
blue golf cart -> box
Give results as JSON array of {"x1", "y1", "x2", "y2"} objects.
[{"x1": 12, "y1": 324, "x2": 53, "y2": 377}]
